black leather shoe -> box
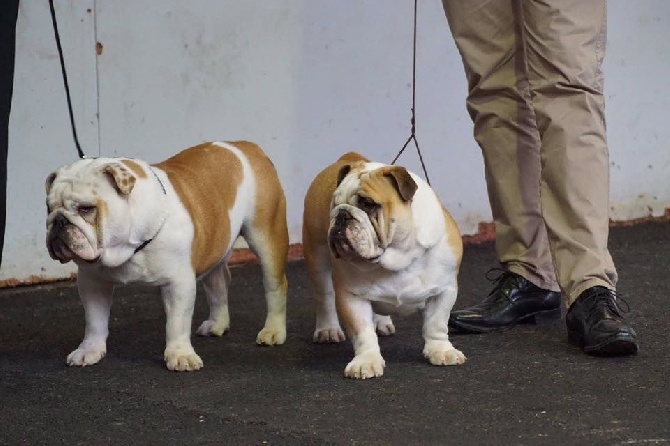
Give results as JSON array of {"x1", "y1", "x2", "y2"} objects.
[
  {"x1": 566, "y1": 286, "x2": 638, "y2": 356},
  {"x1": 449, "y1": 270, "x2": 561, "y2": 333}
]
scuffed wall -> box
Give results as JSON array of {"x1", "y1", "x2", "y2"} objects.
[{"x1": 3, "y1": 1, "x2": 669, "y2": 285}]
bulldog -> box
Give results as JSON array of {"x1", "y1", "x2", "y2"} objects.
[
  {"x1": 302, "y1": 153, "x2": 465, "y2": 379},
  {"x1": 46, "y1": 141, "x2": 289, "y2": 371}
]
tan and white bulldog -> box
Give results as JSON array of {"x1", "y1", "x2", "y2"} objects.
[
  {"x1": 303, "y1": 153, "x2": 465, "y2": 379},
  {"x1": 46, "y1": 141, "x2": 288, "y2": 371}
]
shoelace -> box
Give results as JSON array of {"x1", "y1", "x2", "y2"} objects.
[
  {"x1": 484, "y1": 268, "x2": 526, "y2": 300},
  {"x1": 585, "y1": 287, "x2": 631, "y2": 319}
]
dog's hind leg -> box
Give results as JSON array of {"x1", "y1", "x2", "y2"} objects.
[
  {"x1": 196, "y1": 255, "x2": 232, "y2": 337},
  {"x1": 373, "y1": 314, "x2": 396, "y2": 336},
  {"x1": 243, "y1": 219, "x2": 289, "y2": 346}
]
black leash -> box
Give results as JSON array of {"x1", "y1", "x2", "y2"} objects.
[
  {"x1": 48, "y1": 0, "x2": 86, "y2": 159},
  {"x1": 50, "y1": 0, "x2": 430, "y2": 177},
  {"x1": 391, "y1": 0, "x2": 431, "y2": 185},
  {"x1": 48, "y1": 3, "x2": 168, "y2": 255}
]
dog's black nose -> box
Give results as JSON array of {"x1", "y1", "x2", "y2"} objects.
[
  {"x1": 335, "y1": 209, "x2": 352, "y2": 226},
  {"x1": 53, "y1": 214, "x2": 68, "y2": 229}
]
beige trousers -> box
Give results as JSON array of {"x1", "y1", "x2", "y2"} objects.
[{"x1": 442, "y1": 0, "x2": 617, "y2": 305}]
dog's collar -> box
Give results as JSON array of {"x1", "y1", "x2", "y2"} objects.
[
  {"x1": 133, "y1": 238, "x2": 153, "y2": 254},
  {"x1": 133, "y1": 166, "x2": 167, "y2": 255},
  {"x1": 148, "y1": 165, "x2": 166, "y2": 194}
]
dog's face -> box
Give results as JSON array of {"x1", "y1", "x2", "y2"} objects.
[
  {"x1": 45, "y1": 158, "x2": 139, "y2": 265},
  {"x1": 328, "y1": 162, "x2": 418, "y2": 264}
]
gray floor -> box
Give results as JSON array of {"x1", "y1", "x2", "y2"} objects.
[{"x1": 0, "y1": 221, "x2": 668, "y2": 445}]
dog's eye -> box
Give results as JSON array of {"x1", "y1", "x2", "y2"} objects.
[
  {"x1": 78, "y1": 205, "x2": 96, "y2": 216},
  {"x1": 358, "y1": 196, "x2": 378, "y2": 211}
]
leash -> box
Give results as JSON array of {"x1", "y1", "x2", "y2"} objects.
[
  {"x1": 49, "y1": 3, "x2": 168, "y2": 255},
  {"x1": 51, "y1": 0, "x2": 431, "y2": 181},
  {"x1": 49, "y1": 0, "x2": 86, "y2": 159},
  {"x1": 391, "y1": 0, "x2": 431, "y2": 185}
]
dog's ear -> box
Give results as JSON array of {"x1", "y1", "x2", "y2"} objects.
[
  {"x1": 383, "y1": 166, "x2": 417, "y2": 202},
  {"x1": 102, "y1": 163, "x2": 136, "y2": 196},
  {"x1": 336, "y1": 164, "x2": 352, "y2": 186},
  {"x1": 45, "y1": 172, "x2": 58, "y2": 194},
  {"x1": 337, "y1": 152, "x2": 368, "y2": 163}
]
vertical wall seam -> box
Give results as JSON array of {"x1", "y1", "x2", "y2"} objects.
[{"x1": 93, "y1": 0, "x2": 101, "y2": 156}]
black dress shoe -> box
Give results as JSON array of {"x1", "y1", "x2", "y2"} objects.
[
  {"x1": 566, "y1": 286, "x2": 638, "y2": 356},
  {"x1": 449, "y1": 270, "x2": 561, "y2": 333}
]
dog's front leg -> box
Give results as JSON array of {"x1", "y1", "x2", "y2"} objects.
[
  {"x1": 161, "y1": 277, "x2": 203, "y2": 371},
  {"x1": 422, "y1": 286, "x2": 466, "y2": 366},
  {"x1": 339, "y1": 293, "x2": 385, "y2": 379},
  {"x1": 67, "y1": 274, "x2": 114, "y2": 367}
]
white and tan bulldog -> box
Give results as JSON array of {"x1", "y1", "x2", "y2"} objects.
[
  {"x1": 46, "y1": 141, "x2": 288, "y2": 371},
  {"x1": 303, "y1": 152, "x2": 465, "y2": 379}
]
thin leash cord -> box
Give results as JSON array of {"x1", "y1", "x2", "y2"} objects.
[
  {"x1": 391, "y1": 0, "x2": 431, "y2": 185},
  {"x1": 48, "y1": 0, "x2": 86, "y2": 159},
  {"x1": 50, "y1": 0, "x2": 429, "y2": 170}
]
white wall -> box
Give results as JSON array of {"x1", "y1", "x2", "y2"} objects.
[{"x1": 3, "y1": 1, "x2": 669, "y2": 284}]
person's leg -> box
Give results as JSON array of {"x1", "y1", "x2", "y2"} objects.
[
  {"x1": 443, "y1": 0, "x2": 557, "y2": 290},
  {"x1": 523, "y1": 0, "x2": 637, "y2": 355},
  {"x1": 443, "y1": 0, "x2": 561, "y2": 333},
  {"x1": 0, "y1": 0, "x2": 20, "y2": 268},
  {"x1": 522, "y1": 0, "x2": 616, "y2": 302}
]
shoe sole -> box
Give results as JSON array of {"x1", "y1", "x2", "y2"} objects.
[
  {"x1": 567, "y1": 330, "x2": 639, "y2": 357},
  {"x1": 449, "y1": 307, "x2": 561, "y2": 334}
]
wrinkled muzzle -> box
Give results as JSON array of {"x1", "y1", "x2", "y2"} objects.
[
  {"x1": 46, "y1": 214, "x2": 99, "y2": 264},
  {"x1": 328, "y1": 205, "x2": 384, "y2": 262}
]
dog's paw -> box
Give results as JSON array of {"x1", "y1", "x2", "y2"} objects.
[
  {"x1": 423, "y1": 347, "x2": 466, "y2": 366},
  {"x1": 164, "y1": 347, "x2": 203, "y2": 371},
  {"x1": 373, "y1": 314, "x2": 396, "y2": 336},
  {"x1": 313, "y1": 327, "x2": 346, "y2": 343},
  {"x1": 256, "y1": 326, "x2": 286, "y2": 346},
  {"x1": 196, "y1": 319, "x2": 230, "y2": 337},
  {"x1": 344, "y1": 351, "x2": 386, "y2": 379},
  {"x1": 66, "y1": 343, "x2": 106, "y2": 367}
]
